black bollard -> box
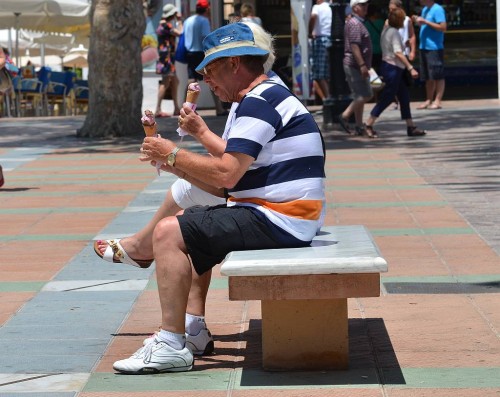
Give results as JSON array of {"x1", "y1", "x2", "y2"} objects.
[{"x1": 323, "y1": 1, "x2": 352, "y2": 129}]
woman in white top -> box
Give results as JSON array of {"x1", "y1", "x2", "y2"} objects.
[
  {"x1": 387, "y1": 0, "x2": 416, "y2": 109},
  {"x1": 388, "y1": 0, "x2": 416, "y2": 61},
  {"x1": 364, "y1": 7, "x2": 426, "y2": 137},
  {"x1": 240, "y1": 3, "x2": 263, "y2": 26}
]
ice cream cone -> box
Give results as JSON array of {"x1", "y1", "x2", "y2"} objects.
[
  {"x1": 141, "y1": 110, "x2": 157, "y2": 137},
  {"x1": 186, "y1": 89, "x2": 200, "y2": 104},
  {"x1": 186, "y1": 82, "x2": 201, "y2": 105},
  {"x1": 143, "y1": 124, "x2": 157, "y2": 137}
]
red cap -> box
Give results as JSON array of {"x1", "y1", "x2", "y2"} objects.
[{"x1": 196, "y1": 0, "x2": 210, "y2": 8}]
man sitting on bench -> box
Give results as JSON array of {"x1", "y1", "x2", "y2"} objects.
[{"x1": 112, "y1": 22, "x2": 326, "y2": 374}]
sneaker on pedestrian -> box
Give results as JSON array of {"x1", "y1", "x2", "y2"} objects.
[
  {"x1": 113, "y1": 337, "x2": 193, "y2": 374},
  {"x1": 186, "y1": 327, "x2": 215, "y2": 356},
  {"x1": 143, "y1": 327, "x2": 214, "y2": 356}
]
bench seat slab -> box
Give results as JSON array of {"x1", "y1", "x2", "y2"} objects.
[{"x1": 262, "y1": 298, "x2": 348, "y2": 370}]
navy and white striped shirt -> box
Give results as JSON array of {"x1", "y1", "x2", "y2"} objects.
[{"x1": 225, "y1": 81, "x2": 325, "y2": 243}]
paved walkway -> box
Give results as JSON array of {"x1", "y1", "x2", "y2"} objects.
[{"x1": 0, "y1": 99, "x2": 499, "y2": 396}]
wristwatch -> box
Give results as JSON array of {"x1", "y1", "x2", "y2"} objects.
[{"x1": 167, "y1": 147, "x2": 180, "y2": 167}]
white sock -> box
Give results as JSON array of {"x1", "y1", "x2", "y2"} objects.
[
  {"x1": 156, "y1": 329, "x2": 185, "y2": 350},
  {"x1": 185, "y1": 313, "x2": 205, "y2": 336}
]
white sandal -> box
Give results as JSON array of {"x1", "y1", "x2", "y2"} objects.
[{"x1": 93, "y1": 239, "x2": 153, "y2": 269}]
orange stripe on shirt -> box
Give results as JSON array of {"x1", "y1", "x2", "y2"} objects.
[{"x1": 228, "y1": 197, "x2": 323, "y2": 220}]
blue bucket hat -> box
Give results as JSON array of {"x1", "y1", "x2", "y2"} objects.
[{"x1": 195, "y1": 22, "x2": 269, "y2": 73}]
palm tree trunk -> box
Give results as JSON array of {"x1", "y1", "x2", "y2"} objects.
[{"x1": 78, "y1": 0, "x2": 146, "y2": 138}]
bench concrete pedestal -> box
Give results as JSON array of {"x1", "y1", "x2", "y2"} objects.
[
  {"x1": 221, "y1": 226, "x2": 388, "y2": 371},
  {"x1": 262, "y1": 298, "x2": 347, "y2": 370}
]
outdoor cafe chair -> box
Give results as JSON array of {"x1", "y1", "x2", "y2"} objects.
[
  {"x1": 72, "y1": 79, "x2": 89, "y2": 115},
  {"x1": 13, "y1": 75, "x2": 44, "y2": 117},
  {"x1": 44, "y1": 70, "x2": 76, "y2": 116}
]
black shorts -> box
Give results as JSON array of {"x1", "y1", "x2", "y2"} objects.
[
  {"x1": 177, "y1": 205, "x2": 308, "y2": 275},
  {"x1": 419, "y1": 49, "x2": 445, "y2": 81},
  {"x1": 186, "y1": 51, "x2": 204, "y2": 81}
]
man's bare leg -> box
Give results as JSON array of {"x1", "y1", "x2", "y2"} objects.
[
  {"x1": 425, "y1": 80, "x2": 436, "y2": 104},
  {"x1": 432, "y1": 79, "x2": 445, "y2": 108},
  {"x1": 156, "y1": 81, "x2": 169, "y2": 116},
  {"x1": 153, "y1": 216, "x2": 194, "y2": 333},
  {"x1": 187, "y1": 270, "x2": 212, "y2": 316},
  {"x1": 318, "y1": 79, "x2": 329, "y2": 99}
]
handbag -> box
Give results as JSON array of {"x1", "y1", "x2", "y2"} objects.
[
  {"x1": 175, "y1": 32, "x2": 187, "y2": 64},
  {"x1": 368, "y1": 68, "x2": 385, "y2": 92}
]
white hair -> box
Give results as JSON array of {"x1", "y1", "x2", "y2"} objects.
[{"x1": 241, "y1": 21, "x2": 276, "y2": 73}]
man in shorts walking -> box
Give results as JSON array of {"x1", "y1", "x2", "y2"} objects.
[
  {"x1": 112, "y1": 22, "x2": 326, "y2": 374},
  {"x1": 412, "y1": 0, "x2": 447, "y2": 110},
  {"x1": 338, "y1": 0, "x2": 373, "y2": 136},
  {"x1": 308, "y1": 0, "x2": 332, "y2": 101}
]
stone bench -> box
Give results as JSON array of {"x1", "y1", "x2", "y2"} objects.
[{"x1": 220, "y1": 225, "x2": 388, "y2": 371}]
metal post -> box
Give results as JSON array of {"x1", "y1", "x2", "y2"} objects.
[
  {"x1": 14, "y1": 13, "x2": 20, "y2": 67},
  {"x1": 497, "y1": 0, "x2": 500, "y2": 99},
  {"x1": 323, "y1": 2, "x2": 351, "y2": 129}
]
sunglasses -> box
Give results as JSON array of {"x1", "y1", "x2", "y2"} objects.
[{"x1": 201, "y1": 57, "x2": 226, "y2": 77}]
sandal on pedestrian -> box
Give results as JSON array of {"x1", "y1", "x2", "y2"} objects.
[
  {"x1": 338, "y1": 116, "x2": 354, "y2": 135},
  {"x1": 0, "y1": 165, "x2": 4, "y2": 188},
  {"x1": 417, "y1": 102, "x2": 430, "y2": 110},
  {"x1": 93, "y1": 239, "x2": 154, "y2": 269},
  {"x1": 364, "y1": 125, "x2": 379, "y2": 139},
  {"x1": 407, "y1": 126, "x2": 427, "y2": 137}
]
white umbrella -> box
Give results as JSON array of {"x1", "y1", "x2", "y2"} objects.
[
  {"x1": 63, "y1": 44, "x2": 88, "y2": 69},
  {"x1": 0, "y1": 28, "x2": 74, "y2": 66},
  {"x1": 0, "y1": 0, "x2": 90, "y2": 65},
  {"x1": 0, "y1": 0, "x2": 90, "y2": 31}
]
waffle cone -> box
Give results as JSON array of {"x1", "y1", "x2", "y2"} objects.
[
  {"x1": 143, "y1": 124, "x2": 157, "y2": 137},
  {"x1": 186, "y1": 90, "x2": 200, "y2": 104}
]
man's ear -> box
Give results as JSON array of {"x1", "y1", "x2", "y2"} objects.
[{"x1": 229, "y1": 56, "x2": 241, "y2": 74}]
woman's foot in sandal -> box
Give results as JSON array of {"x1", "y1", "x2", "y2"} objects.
[
  {"x1": 417, "y1": 101, "x2": 431, "y2": 110},
  {"x1": 338, "y1": 116, "x2": 354, "y2": 135},
  {"x1": 407, "y1": 126, "x2": 427, "y2": 137},
  {"x1": 364, "y1": 125, "x2": 379, "y2": 139}
]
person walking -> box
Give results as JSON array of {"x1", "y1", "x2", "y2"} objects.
[
  {"x1": 155, "y1": 4, "x2": 182, "y2": 117},
  {"x1": 364, "y1": 3, "x2": 384, "y2": 75},
  {"x1": 183, "y1": 0, "x2": 226, "y2": 115},
  {"x1": 364, "y1": 7, "x2": 426, "y2": 138},
  {"x1": 338, "y1": 0, "x2": 373, "y2": 136},
  {"x1": 413, "y1": 0, "x2": 447, "y2": 110},
  {"x1": 387, "y1": 0, "x2": 417, "y2": 110},
  {"x1": 308, "y1": 0, "x2": 332, "y2": 101}
]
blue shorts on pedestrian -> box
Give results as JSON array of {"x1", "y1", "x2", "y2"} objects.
[
  {"x1": 419, "y1": 49, "x2": 445, "y2": 81},
  {"x1": 311, "y1": 36, "x2": 331, "y2": 80}
]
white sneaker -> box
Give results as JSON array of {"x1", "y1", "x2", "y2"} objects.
[
  {"x1": 186, "y1": 328, "x2": 214, "y2": 356},
  {"x1": 143, "y1": 328, "x2": 214, "y2": 356},
  {"x1": 113, "y1": 338, "x2": 193, "y2": 374}
]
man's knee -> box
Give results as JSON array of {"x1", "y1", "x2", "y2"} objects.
[{"x1": 153, "y1": 216, "x2": 182, "y2": 247}]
